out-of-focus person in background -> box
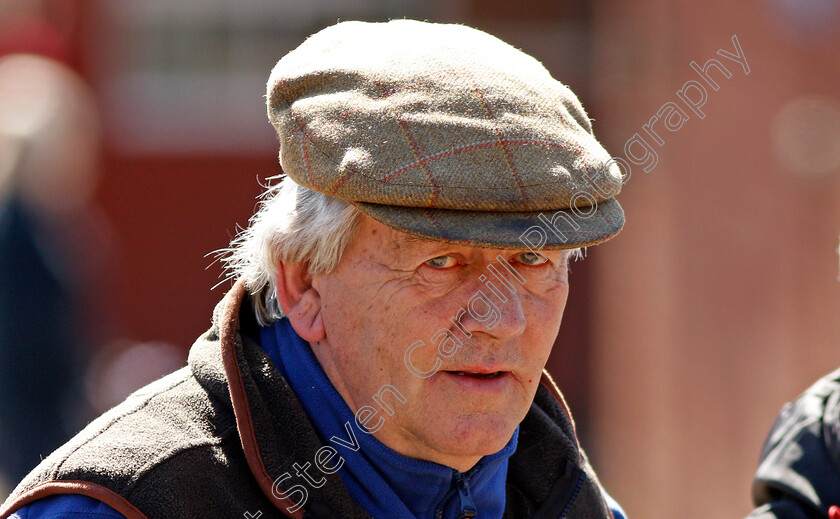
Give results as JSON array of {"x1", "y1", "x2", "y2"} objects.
[
  {"x1": 0, "y1": 54, "x2": 104, "y2": 493},
  {"x1": 743, "y1": 243, "x2": 840, "y2": 518},
  {"x1": 746, "y1": 367, "x2": 840, "y2": 519}
]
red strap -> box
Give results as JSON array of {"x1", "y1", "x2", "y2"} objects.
[{"x1": 828, "y1": 505, "x2": 840, "y2": 519}]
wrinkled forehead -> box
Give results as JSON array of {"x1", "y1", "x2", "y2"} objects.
[
  {"x1": 354, "y1": 215, "x2": 453, "y2": 257},
  {"x1": 352, "y1": 214, "x2": 565, "y2": 263}
]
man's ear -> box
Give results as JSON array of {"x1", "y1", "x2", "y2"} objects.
[{"x1": 274, "y1": 261, "x2": 325, "y2": 343}]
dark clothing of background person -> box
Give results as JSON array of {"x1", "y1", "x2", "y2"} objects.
[
  {"x1": 746, "y1": 367, "x2": 840, "y2": 518},
  {"x1": 0, "y1": 195, "x2": 86, "y2": 483}
]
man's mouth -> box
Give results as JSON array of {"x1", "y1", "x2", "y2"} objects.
[
  {"x1": 447, "y1": 370, "x2": 504, "y2": 379},
  {"x1": 440, "y1": 368, "x2": 514, "y2": 393}
]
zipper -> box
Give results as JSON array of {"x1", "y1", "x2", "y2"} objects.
[
  {"x1": 453, "y1": 470, "x2": 477, "y2": 519},
  {"x1": 559, "y1": 469, "x2": 587, "y2": 518},
  {"x1": 433, "y1": 487, "x2": 455, "y2": 519},
  {"x1": 434, "y1": 470, "x2": 479, "y2": 519}
]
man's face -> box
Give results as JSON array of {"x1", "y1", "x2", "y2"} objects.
[{"x1": 309, "y1": 215, "x2": 571, "y2": 471}]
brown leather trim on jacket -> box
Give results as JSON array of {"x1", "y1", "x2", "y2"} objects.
[
  {"x1": 539, "y1": 370, "x2": 582, "y2": 463},
  {"x1": 220, "y1": 279, "x2": 305, "y2": 519},
  {"x1": 0, "y1": 480, "x2": 148, "y2": 519}
]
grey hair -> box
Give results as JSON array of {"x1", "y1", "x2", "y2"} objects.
[
  {"x1": 222, "y1": 176, "x2": 584, "y2": 326},
  {"x1": 565, "y1": 247, "x2": 584, "y2": 263},
  {"x1": 222, "y1": 176, "x2": 363, "y2": 326}
]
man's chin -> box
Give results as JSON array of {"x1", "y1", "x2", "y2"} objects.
[{"x1": 420, "y1": 413, "x2": 519, "y2": 460}]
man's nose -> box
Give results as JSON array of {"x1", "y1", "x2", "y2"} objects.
[{"x1": 457, "y1": 279, "x2": 527, "y2": 341}]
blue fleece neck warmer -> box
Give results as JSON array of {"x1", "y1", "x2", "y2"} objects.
[{"x1": 259, "y1": 318, "x2": 518, "y2": 519}]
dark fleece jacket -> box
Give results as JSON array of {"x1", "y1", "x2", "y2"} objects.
[
  {"x1": 0, "y1": 279, "x2": 615, "y2": 519},
  {"x1": 746, "y1": 367, "x2": 840, "y2": 518}
]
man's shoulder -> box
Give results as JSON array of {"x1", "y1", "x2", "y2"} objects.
[
  {"x1": 1, "y1": 366, "x2": 246, "y2": 518},
  {"x1": 44, "y1": 366, "x2": 236, "y2": 478},
  {"x1": 8, "y1": 494, "x2": 125, "y2": 519}
]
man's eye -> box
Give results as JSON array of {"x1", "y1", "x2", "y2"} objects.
[
  {"x1": 425, "y1": 255, "x2": 457, "y2": 269},
  {"x1": 517, "y1": 252, "x2": 548, "y2": 266}
]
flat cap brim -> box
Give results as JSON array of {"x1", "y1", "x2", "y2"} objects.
[{"x1": 354, "y1": 197, "x2": 624, "y2": 250}]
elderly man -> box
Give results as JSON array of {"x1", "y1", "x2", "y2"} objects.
[{"x1": 1, "y1": 20, "x2": 626, "y2": 519}]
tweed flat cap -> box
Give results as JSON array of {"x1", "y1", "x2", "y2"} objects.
[{"x1": 267, "y1": 19, "x2": 624, "y2": 249}]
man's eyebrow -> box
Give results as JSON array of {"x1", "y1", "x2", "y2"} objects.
[
  {"x1": 399, "y1": 235, "x2": 425, "y2": 245},
  {"x1": 391, "y1": 233, "x2": 446, "y2": 253},
  {"x1": 391, "y1": 233, "x2": 423, "y2": 246}
]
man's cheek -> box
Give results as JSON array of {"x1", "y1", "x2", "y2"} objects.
[
  {"x1": 525, "y1": 278, "x2": 569, "y2": 301},
  {"x1": 531, "y1": 292, "x2": 568, "y2": 321}
]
